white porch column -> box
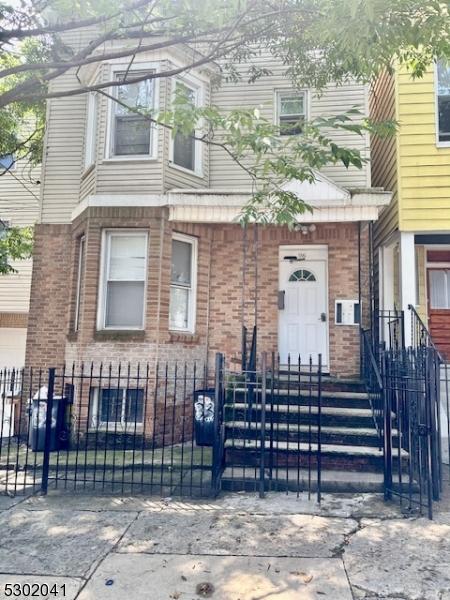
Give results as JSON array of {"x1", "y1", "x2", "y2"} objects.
[
  {"x1": 379, "y1": 244, "x2": 395, "y2": 344},
  {"x1": 399, "y1": 232, "x2": 416, "y2": 347}
]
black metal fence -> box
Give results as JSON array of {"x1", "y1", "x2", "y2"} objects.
[
  {"x1": 222, "y1": 353, "x2": 323, "y2": 502},
  {"x1": 0, "y1": 360, "x2": 225, "y2": 498},
  {"x1": 382, "y1": 346, "x2": 442, "y2": 518},
  {"x1": 361, "y1": 328, "x2": 384, "y2": 443}
]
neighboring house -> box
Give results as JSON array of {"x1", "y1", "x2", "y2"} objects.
[
  {"x1": 25, "y1": 32, "x2": 391, "y2": 379},
  {"x1": 0, "y1": 155, "x2": 39, "y2": 367},
  {"x1": 372, "y1": 62, "x2": 450, "y2": 357}
]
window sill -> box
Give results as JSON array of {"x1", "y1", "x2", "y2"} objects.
[
  {"x1": 102, "y1": 156, "x2": 158, "y2": 163},
  {"x1": 436, "y1": 142, "x2": 450, "y2": 149},
  {"x1": 94, "y1": 329, "x2": 146, "y2": 341},
  {"x1": 88, "y1": 426, "x2": 144, "y2": 433},
  {"x1": 168, "y1": 161, "x2": 203, "y2": 179},
  {"x1": 169, "y1": 331, "x2": 199, "y2": 344}
]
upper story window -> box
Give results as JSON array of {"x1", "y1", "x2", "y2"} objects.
[
  {"x1": 169, "y1": 233, "x2": 197, "y2": 332},
  {"x1": 109, "y1": 72, "x2": 156, "y2": 158},
  {"x1": 84, "y1": 93, "x2": 98, "y2": 170},
  {"x1": 0, "y1": 154, "x2": 15, "y2": 171},
  {"x1": 437, "y1": 60, "x2": 450, "y2": 145},
  {"x1": 98, "y1": 230, "x2": 148, "y2": 330},
  {"x1": 170, "y1": 79, "x2": 202, "y2": 175},
  {"x1": 277, "y1": 91, "x2": 307, "y2": 135}
]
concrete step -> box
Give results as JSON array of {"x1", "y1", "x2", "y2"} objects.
[
  {"x1": 227, "y1": 388, "x2": 371, "y2": 409},
  {"x1": 224, "y1": 403, "x2": 379, "y2": 428},
  {"x1": 225, "y1": 420, "x2": 396, "y2": 448},
  {"x1": 224, "y1": 439, "x2": 407, "y2": 472},
  {"x1": 221, "y1": 467, "x2": 385, "y2": 493},
  {"x1": 272, "y1": 374, "x2": 366, "y2": 393}
]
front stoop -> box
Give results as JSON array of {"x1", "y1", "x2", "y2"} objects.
[{"x1": 221, "y1": 378, "x2": 402, "y2": 493}]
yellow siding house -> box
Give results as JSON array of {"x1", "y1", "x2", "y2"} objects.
[{"x1": 372, "y1": 62, "x2": 450, "y2": 357}]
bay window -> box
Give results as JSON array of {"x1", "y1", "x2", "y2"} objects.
[
  {"x1": 437, "y1": 60, "x2": 450, "y2": 144},
  {"x1": 169, "y1": 234, "x2": 197, "y2": 332},
  {"x1": 171, "y1": 80, "x2": 202, "y2": 174},
  {"x1": 98, "y1": 231, "x2": 148, "y2": 330},
  {"x1": 110, "y1": 72, "x2": 155, "y2": 157}
]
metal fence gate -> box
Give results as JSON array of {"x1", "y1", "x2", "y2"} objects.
[
  {"x1": 221, "y1": 353, "x2": 323, "y2": 502},
  {"x1": 382, "y1": 347, "x2": 442, "y2": 518}
]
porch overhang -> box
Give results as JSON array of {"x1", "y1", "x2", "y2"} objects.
[{"x1": 71, "y1": 183, "x2": 392, "y2": 224}]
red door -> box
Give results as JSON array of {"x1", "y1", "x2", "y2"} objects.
[{"x1": 428, "y1": 267, "x2": 450, "y2": 360}]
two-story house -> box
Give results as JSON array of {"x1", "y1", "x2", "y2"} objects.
[
  {"x1": 0, "y1": 155, "x2": 39, "y2": 367},
  {"x1": 25, "y1": 34, "x2": 391, "y2": 380},
  {"x1": 372, "y1": 61, "x2": 450, "y2": 357}
]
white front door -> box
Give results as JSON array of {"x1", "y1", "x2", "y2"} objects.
[{"x1": 278, "y1": 246, "x2": 328, "y2": 366}]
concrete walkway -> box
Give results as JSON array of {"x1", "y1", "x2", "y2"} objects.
[{"x1": 0, "y1": 483, "x2": 450, "y2": 599}]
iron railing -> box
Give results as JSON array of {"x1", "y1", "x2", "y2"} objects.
[
  {"x1": 378, "y1": 309, "x2": 405, "y2": 351},
  {"x1": 0, "y1": 361, "x2": 226, "y2": 498},
  {"x1": 361, "y1": 328, "x2": 384, "y2": 443},
  {"x1": 382, "y1": 346, "x2": 442, "y2": 518},
  {"x1": 222, "y1": 352, "x2": 323, "y2": 502}
]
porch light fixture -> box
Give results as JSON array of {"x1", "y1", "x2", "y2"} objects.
[{"x1": 294, "y1": 223, "x2": 316, "y2": 235}]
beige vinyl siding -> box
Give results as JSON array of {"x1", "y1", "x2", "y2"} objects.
[
  {"x1": 0, "y1": 160, "x2": 40, "y2": 312},
  {"x1": 40, "y1": 69, "x2": 87, "y2": 223},
  {"x1": 209, "y1": 55, "x2": 370, "y2": 190},
  {"x1": 371, "y1": 69, "x2": 399, "y2": 246}
]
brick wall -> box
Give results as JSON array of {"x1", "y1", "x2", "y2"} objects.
[
  {"x1": 25, "y1": 224, "x2": 72, "y2": 369},
  {"x1": 26, "y1": 212, "x2": 369, "y2": 378},
  {"x1": 208, "y1": 222, "x2": 370, "y2": 377}
]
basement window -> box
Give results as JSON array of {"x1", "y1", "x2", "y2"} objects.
[
  {"x1": 436, "y1": 60, "x2": 450, "y2": 145},
  {"x1": 90, "y1": 387, "x2": 144, "y2": 428}
]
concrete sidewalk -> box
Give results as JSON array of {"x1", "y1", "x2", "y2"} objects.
[{"x1": 0, "y1": 486, "x2": 450, "y2": 600}]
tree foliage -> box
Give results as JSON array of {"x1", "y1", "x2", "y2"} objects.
[{"x1": 1, "y1": 0, "x2": 450, "y2": 265}]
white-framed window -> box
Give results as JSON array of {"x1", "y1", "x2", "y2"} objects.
[
  {"x1": 108, "y1": 71, "x2": 156, "y2": 158},
  {"x1": 169, "y1": 233, "x2": 197, "y2": 332},
  {"x1": 74, "y1": 236, "x2": 86, "y2": 331},
  {"x1": 90, "y1": 387, "x2": 144, "y2": 429},
  {"x1": 276, "y1": 90, "x2": 307, "y2": 135},
  {"x1": 170, "y1": 79, "x2": 202, "y2": 175},
  {"x1": 436, "y1": 60, "x2": 450, "y2": 145},
  {"x1": 429, "y1": 269, "x2": 450, "y2": 309},
  {"x1": 84, "y1": 93, "x2": 98, "y2": 170},
  {"x1": 97, "y1": 230, "x2": 148, "y2": 330},
  {"x1": 0, "y1": 154, "x2": 15, "y2": 171}
]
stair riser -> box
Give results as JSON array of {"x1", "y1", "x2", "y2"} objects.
[
  {"x1": 227, "y1": 393, "x2": 370, "y2": 409},
  {"x1": 224, "y1": 429, "x2": 393, "y2": 448},
  {"x1": 220, "y1": 478, "x2": 384, "y2": 494},
  {"x1": 225, "y1": 448, "x2": 405, "y2": 472},
  {"x1": 225, "y1": 407, "x2": 375, "y2": 428},
  {"x1": 272, "y1": 377, "x2": 366, "y2": 393}
]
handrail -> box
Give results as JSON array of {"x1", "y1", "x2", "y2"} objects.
[
  {"x1": 361, "y1": 329, "x2": 383, "y2": 389},
  {"x1": 361, "y1": 328, "x2": 384, "y2": 442},
  {"x1": 408, "y1": 304, "x2": 443, "y2": 361}
]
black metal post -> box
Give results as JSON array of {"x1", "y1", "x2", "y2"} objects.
[
  {"x1": 41, "y1": 367, "x2": 55, "y2": 495},
  {"x1": 212, "y1": 353, "x2": 224, "y2": 496},
  {"x1": 317, "y1": 353, "x2": 322, "y2": 504},
  {"x1": 259, "y1": 352, "x2": 267, "y2": 499},
  {"x1": 383, "y1": 354, "x2": 393, "y2": 500}
]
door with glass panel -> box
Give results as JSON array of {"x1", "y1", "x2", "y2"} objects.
[{"x1": 428, "y1": 267, "x2": 450, "y2": 359}]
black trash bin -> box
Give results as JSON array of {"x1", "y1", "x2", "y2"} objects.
[
  {"x1": 28, "y1": 396, "x2": 68, "y2": 452},
  {"x1": 193, "y1": 389, "x2": 215, "y2": 446}
]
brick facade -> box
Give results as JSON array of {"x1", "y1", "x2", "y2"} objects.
[{"x1": 26, "y1": 209, "x2": 370, "y2": 378}]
